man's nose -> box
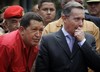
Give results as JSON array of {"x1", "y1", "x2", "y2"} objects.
[
  {"x1": 35, "y1": 30, "x2": 41, "y2": 37},
  {"x1": 79, "y1": 20, "x2": 83, "y2": 27},
  {"x1": 47, "y1": 9, "x2": 51, "y2": 14}
]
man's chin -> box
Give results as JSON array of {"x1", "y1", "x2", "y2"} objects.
[{"x1": 32, "y1": 43, "x2": 38, "y2": 47}]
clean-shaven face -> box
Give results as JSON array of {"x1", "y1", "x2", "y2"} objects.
[
  {"x1": 23, "y1": 20, "x2": 44, "y2": 47},
  {"x1": 39, "y1": 2, "x2": 56, "y2": 25},
  {"x1": 63, "y1": 8, "x2": 85, "y2": 35}
]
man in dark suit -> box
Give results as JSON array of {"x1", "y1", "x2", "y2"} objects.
[{"x1": 35, "y1": 1, "x2": 100, "y2": 72}]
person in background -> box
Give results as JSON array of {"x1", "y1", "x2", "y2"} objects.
[
  {"x1": 0, "y1": 12, "x2": 44, "y2": 72},
  {"x1": 31, "y1": 4, "x2": 39, "y2": 13},
  {"x1": 38, "y1": 0, "x2": 56, "y2": 26},
  {"x1": 85, "y1": 0, "x2": 100, "y2": 28},
  {"x1": 35, "y1": 1, "x2": 100, "y2": 72},
  {"x1": 3, "y1": 5, "x2": 24, "y2": 33},
  {"x1": 0, "y1": 6, "x2": 9, "y2": 35},
  {"x1": 87, "y1": 0, "x2": 100, "y2": 18}
]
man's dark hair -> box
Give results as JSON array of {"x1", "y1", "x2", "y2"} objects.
[
  {"x1": 38, "y1": 0, "x2": 56, "y2": 9},
  {"x1": 20, "y1": 12, "x2": 44, "y2": 28}
]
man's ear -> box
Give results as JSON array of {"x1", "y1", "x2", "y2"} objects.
[
  {"x1": 19, "y1": 26, "x2": 25, "y2": 32},
  {"x1": 37, "y1": 9, "x2": 40, "y2": 14},
  {"x1": 61, "y1": 15, "x2": 66, "y2": 20},
  {"x1": 5, "y1": 20, "x2": 9, "y2": 26},
  {"x1": 61, "y1": 14, "x2": 69, "y2": 20},
  {"x1": 19, "y1": 26, "x2": 25, "y2": 36},
  {"x1": 3, "y1": 20, "x2": 8, "y2": 31}
]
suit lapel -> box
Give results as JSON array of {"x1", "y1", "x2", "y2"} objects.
[
  {"x1": 71, "y1": 33, "x2": 88, "y2": 58},
  {"x1": 55, "y1": 29, "x2": 71, "y2": 57}
]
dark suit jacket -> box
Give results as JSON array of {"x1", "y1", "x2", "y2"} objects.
[{"x1": 35, "y1": 29, "x2": 100, "y2": 72}]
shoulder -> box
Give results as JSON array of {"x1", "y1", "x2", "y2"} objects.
[
  {"x1": 85, "y1": 32, "x2": 95, "y2": 41},
  {"x1": 83, "y1": 20, "x2": 99, "y2": 31},
  {"x1": 42, "y1": 32, "x2": 57, "y2": 40},
  {"x1": 49, "y1": 18, "x2": 62, "y2": 25},
  {"x1": 84, "y1": 33, "x2": 96, "y2": 48},
  {"x1": 85, "y1": 14, "x2": 100, "y2": 28},
  {"x1": 0, "y1": 30, "x2": 20, "y2": 46},
  {"x1": 85, "y1": 32, "x2": 94, "y2": 38},
  {"x1": 84, "y1": 20, "x2": 96, "y2": 26},
  {"x1": 85, "y1": 14, "x2": 100, "y2": 21},
  {"x1": 45, "y1": 18, "x2": 63, "y2": 28},
  {"x1": 43, "y1": 18, "x2": 63, "y2": 35}
]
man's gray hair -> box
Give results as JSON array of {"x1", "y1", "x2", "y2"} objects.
[{"x1": 62, "y1": 1, "x2": 84, "y2": 16}]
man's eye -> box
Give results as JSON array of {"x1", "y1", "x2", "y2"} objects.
[
  {"x1": 11, "y1": 20, "x2": 18, "y2": 23},
  {"x1": 39, "y1": 29, "x2": 43, "y2": 32},
  {"x1": 50, "y1": 8, "x2": 55, "y2": 11},
  {"x1": 74, "y1": 18, "x2": 80, "y2": 21},
  {"x1": 32, "y1": 29, "x2": 37, "y2": 31},
  {"x1": 43, "y1": 8, "x2": 48, "y2": 11}
]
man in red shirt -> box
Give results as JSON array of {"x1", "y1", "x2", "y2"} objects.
[{"x1": 0, "y1": 12, "x2": 44, "y2": 72}]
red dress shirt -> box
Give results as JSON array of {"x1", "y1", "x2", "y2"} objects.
[{"x1": 0, "y1": 30, "x2": 39, "y2": 72}]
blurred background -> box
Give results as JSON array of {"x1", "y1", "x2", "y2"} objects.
[{"x1": 0, "y1": 0, "x2": 88, "y2": 12}]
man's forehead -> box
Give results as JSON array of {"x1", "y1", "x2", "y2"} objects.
[
  {"x1": 41, "y1": 2, "x2": 55, "y2": 6},
  {"x1": 7, "y1": 18, "x2": 21, "y2": 21}
]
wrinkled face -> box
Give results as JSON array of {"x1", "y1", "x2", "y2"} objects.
[
  {"x1": 62, "y1": 8, "x2": 85, "y2": 35},
  {"x1": 6, "y1": 18, "x2": 21, "y2": 32},
  {"x1": 22, "y1": 20, "x2": 44, "y2": 47},
  {"x1": 38, "y1": 2, "x2": 56, "y2": 25},
  {"x1": 87, "y1": 2, "x2": 100, "y2": 17}
]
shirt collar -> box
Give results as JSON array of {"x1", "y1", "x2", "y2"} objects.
[
  {"x1": 61, "y1": 26, "x2": 70, "y2": 37},
  {"x1": 62, "y1": 26, "x2": 75, "y2": 41}
]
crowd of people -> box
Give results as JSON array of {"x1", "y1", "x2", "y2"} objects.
[{"x1": 0, "y1": 0, "x2": 100, "y2": 72}]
